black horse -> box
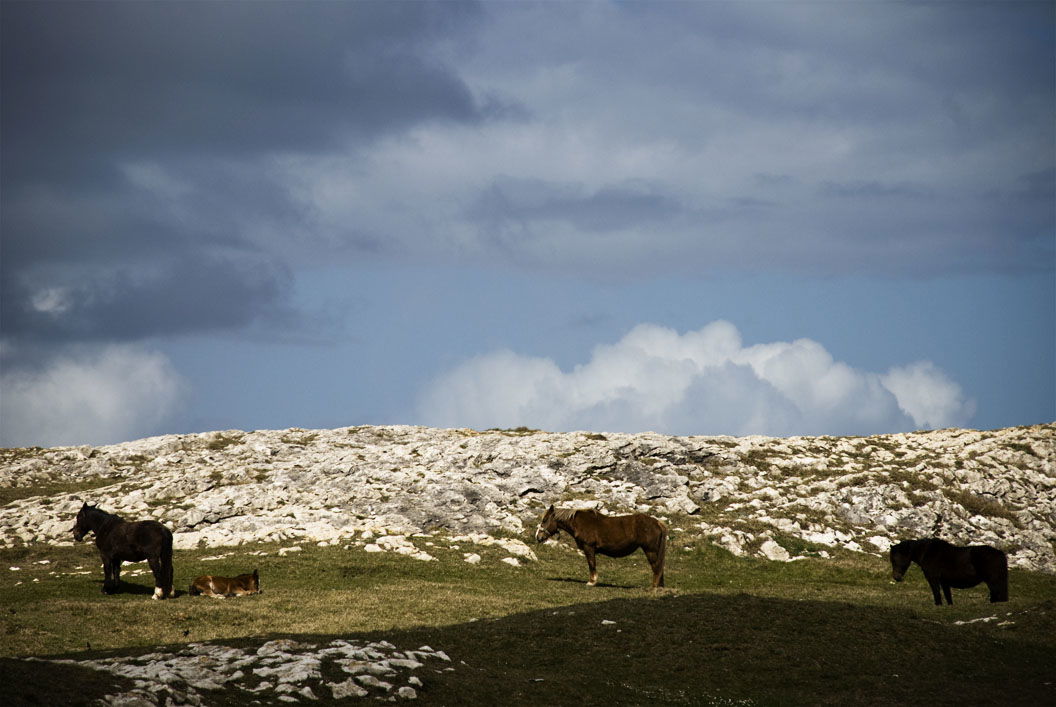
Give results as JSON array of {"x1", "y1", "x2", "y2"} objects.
[
  {"x1": 71, "y1": 502, "x2": 174, "y2": 599},
  {"x1": 890, "y1": 538, "x2": 1008, "y2": 606}
]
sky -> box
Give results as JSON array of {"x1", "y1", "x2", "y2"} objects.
[{"x1": 1, "y1": 1, "x2": 1053, "y2": 447}]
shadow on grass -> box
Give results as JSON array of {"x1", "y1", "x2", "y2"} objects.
[
  {"x1": 373, "y1": 592, "x2": 1055, "y2": 706},
  {"x1": 91, "y1": 580, "x2": 186, "y2": 598},
  {"x1": 0, "y1": 656, "x2": 139, "y2": 707},
  {"x1": 7, "y1": 593, "x2": 1053, "y2": 706},
  {"x1": 545, "y1": 576, "x2": 638, "y2": 589}
]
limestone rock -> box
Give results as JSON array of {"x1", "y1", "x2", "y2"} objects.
[{"x1": 758, "y1": 539, "x2": 791, "y2": 562}]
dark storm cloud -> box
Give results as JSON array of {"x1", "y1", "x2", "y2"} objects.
[
  {"x1": 2, "y1": 1, "x2": 485, "y2": 186},
  {"x1": 2, "y1": 252, "x2": 291, "y2": 342},
  {"x1": 1, "y1": 1, "x2": 491, "y2": 344}
]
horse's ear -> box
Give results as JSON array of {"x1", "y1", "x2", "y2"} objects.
[
  {"x1": 253, "y1": 569, "x2": 258, "y2": 578},
  {"x1": 547, "y1": 504, "x2": 554, "y2": 512}
]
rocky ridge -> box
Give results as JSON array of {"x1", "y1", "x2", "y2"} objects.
[{"x1": 1, "y1": 423, "x2": 1053, "y2": 571}]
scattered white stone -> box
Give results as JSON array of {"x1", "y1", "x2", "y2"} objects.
[
  {"x1": 867, "y1": 536, "x2": 892, "y2": 552},
  {"x1": 500, "y1": 557, "x2": 520, "y2": 567},
  {"x1": 277, "y1": 545, "x2": 302, "y2": 556},
  {"x1": 34, "y1": 637, "x2": 450, "y2": 706},
  {"x1": 601, "y1": 620, "x2": 616, "y2": 625},
  {"x1": 330, "y1": 678, "x2": 369, "y2": 699},
  {"x1": 758, "y1": 539, "x2": 791, "y2": 562},
  {"x1": 356, "y1": 674, "x2": 393, "y2": 690},
  {"x1": 463, "y1": 553, "x2": 481, "y2": 564}
]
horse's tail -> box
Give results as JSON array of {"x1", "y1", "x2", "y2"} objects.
[
  {"x1": 990, "y1": 549, "x2": 1009, "y2": 602},
  {"x1": 656, "y1": 519, "x2": 668, "y2": 588}
]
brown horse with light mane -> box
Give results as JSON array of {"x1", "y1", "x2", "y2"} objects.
[{"x1": 535, "y1": 505, "x2": 667, "y2": 588}]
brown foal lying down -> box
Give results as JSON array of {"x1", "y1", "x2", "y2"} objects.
[{"x1": 189, "y1": 569, "x2": 261, "y2": 598}]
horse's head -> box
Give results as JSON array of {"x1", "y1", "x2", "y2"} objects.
[
  {"x1": 249, "y1": 569, "x2": 260, "y2": 593},
  {"x1": 889, "y1": 540, "x2": 913, "y2": 582},
  {"x1": 535, "y1": 505, "x2": 559, "y2": 543},
  {"x1": 71, "y1": 502, "x2": 93, "y2": 542}
]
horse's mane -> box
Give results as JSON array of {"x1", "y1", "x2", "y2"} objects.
[
  {"x1": 553, "y1": 508, "x2": 578, "y2": 523},
  {"x1": 85, "y1": 504, "x2": 123, "y2": 523}
]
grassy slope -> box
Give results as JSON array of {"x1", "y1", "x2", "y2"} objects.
[{"x1": 1, "y1": 537, "x2": 1053, "y2": 706}]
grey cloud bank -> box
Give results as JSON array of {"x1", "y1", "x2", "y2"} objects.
[{"x1": 1, "y1": 1, "x2": 1051, "y2": 446}]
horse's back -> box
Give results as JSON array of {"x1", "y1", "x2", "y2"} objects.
[
  {"x1": 103, "y1": 519, "x2": 173, "y2": 561},
  {"x1": 922, "y1": 540, "x2": 1006, "y2": 588},
  {"x1": 130, "y1": 519, "x2": 172, "y2": 546}
]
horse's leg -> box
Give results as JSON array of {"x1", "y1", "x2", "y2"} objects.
[
  {"x1": 148, "y1": 556, "x2": 166, "y2": 600},
  {"x1": 100, "y1": 553, "x2": 114, "y2": 594},
  {"x1": 165, "y1": 554, "x2": 174, "y2": 598},
  {"x1": 942, "y1": 582, "x2": 953, "y2": 605},
  {"x1": 579, "y1": 542, "x2": 598, "y2": 586},
  {"x1": 107, "y1": 558, "x2": 123, "y2": 594},
  {"x1": 643, "y1": 547, "x2": 664, "y2": 588},
  {"x1": 925, "y1": 576, "x2": 943, "y2": 606}
]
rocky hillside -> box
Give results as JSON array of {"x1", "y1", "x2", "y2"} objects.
[{"x1": 1, "y1": 423, "x2": 1053, "y2": 572}]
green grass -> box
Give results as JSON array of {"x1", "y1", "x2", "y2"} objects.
[
  {"x1": 1, "y1": 537, "x2": 1054, "y2": 705},
  {"x1": 0, "y1": 478, "x2": 122, "y2": 508},
  {"x1": 942, "y1": 488, "x2": 1021, "y2": 526}
]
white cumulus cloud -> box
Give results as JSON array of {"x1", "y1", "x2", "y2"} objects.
[
  {"x1": 1, "y1": 345, "x2": 184, "y2": 447},
  {"x1": 417, "y1": 321, "x2": 975, "y2": 436},
  {"x1": 881, "y1": 361, "x2": 977, "y2": 431}
]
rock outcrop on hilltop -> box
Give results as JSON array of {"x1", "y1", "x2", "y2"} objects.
[{"x1": 1, "y1": 424, "x2": 1053, "y2": 571}]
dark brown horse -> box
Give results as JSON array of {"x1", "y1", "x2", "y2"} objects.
[
  {"x1": 890, "y1": 538, "x2": 1008, "y2": 606},
  {"x1": 535, "y1": 505, "x2": 667, "y2": 588},
  {"x1": 71, "y1": 502, "x2": 174, "y2": 599},
  {"x1": 189, "y1": 569, "x2": 260, "y2": 598}
]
